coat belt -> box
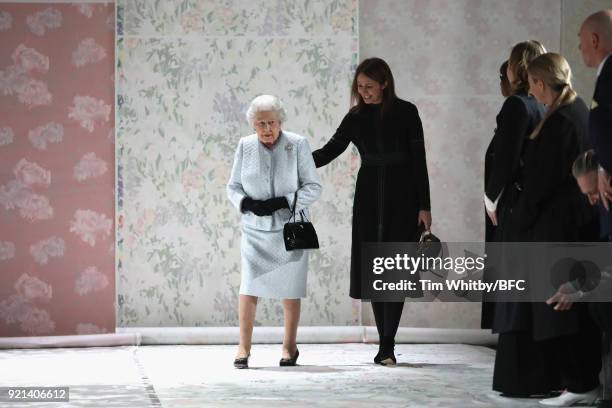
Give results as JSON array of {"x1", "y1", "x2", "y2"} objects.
[{"x1": 361, "y1": 152, "x2": 410, "y2": 166}]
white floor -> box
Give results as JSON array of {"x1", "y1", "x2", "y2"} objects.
[{"x1": 0, "y1": 343, "x2": 550, "y2": 407}]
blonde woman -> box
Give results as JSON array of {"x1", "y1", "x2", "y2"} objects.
[
  {"x1": 227, "y1": 95, "x2": 322, "y2": 369},
  {"x1": 518, "y1": 53, "x2": 592, "y2": 239},
  {"x1": 517, "y1": 53, "x2": 601, "y2": 407}
]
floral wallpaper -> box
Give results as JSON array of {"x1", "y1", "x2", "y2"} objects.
[
  {"x1": 360, "y1": 0, "x2": 561, "y2": 328},
  {"x1": 0, "y1": 0, "x2": 591, "y2": 335},
  {"x1": 0, "y1": 3, "x2": 115, "y2": 337},
  {"x1": 116, "y1": 0, "x2": 360, "y2": 326}
]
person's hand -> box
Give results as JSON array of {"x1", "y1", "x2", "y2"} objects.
[
  {"x1": 599, "y1": 167, "x2": 612, "y2": 210},
  {"x1": 588, "y1": 192, "x2": 600, "y2": 206},
  {"x1": 241, "y1": 197, "x2": 270, "y2": 216},
  {"x1": 486, "y1": 209, "x2": 498, "y2": 226},
  {"x1": 262, "y1": 197, "x2": 289, "y2": 214},
  {"x1": 417, "y1": 210, "x2": 432, "y2": 230},
  {"x1": 546, "y1": 282, "x2": 582, "y2": 311}
]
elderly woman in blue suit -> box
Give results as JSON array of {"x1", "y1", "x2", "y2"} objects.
[{"x1": 227, "y1": 94, "x2": 322, "y2": 369}]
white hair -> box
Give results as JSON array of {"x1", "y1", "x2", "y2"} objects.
[{"x1": 245, "y1": 95, "x2": 286, "y2": 126}]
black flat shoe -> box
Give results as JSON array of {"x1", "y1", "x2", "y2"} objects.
[
  {"x1": 379, "y1": 351, "x2": 396, "y2": 366},
  {"x1": 233, "y1": 354, "x2": 250, "y2": 369},
  {"x1": 279, "y1": 349, "x2": 299, "y2": 366},
  {"x1": 379, "y1": 336, "x2": 396, "y2": 366},
  {"x1": 374, "y1": 344, "x2": 383, "y2": 364}
]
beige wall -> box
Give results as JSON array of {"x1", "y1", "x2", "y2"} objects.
[{"x1": 360, "y1": 0, "x2": 562, "y2": 329}]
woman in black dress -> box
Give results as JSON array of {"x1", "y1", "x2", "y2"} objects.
[
  {"x1": 312, "y1": 58, "x2": 431, "y2": 366},
  {"x1": 519, "y1": 53, "x2": 601, "y2": 406}
]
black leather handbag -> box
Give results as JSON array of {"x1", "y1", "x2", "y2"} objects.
[
  {"x1": 416, "y1": 224, "x2": 441, "y2": 258},
  {"x1": 283, "y1": 193, "x2": 319, "y2": 251}
]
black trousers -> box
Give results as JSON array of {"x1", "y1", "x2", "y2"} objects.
[
  {"x1": 371, "y1": 301, "x2": 404, "y2": 341},
  {"x1": 547, "y1": 328, "x2": 601, "y2": 393},
  {"x1": 493, "y1": 326, "x2": 601, "y2": 396},
  {"x1": 493, "y1": 331, "x2": 560, "y2": 396}
]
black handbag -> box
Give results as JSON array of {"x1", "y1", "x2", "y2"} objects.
[
  {"x1": 283, "y1": 193, "x2": 319, "y2": 251},
  {"x1": 416, "y1": 223, "x2": 441, "y2": 258}
]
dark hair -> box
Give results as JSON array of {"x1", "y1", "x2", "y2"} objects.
[
  {"x1": 350, "y1": 57, "x2": 397, "y2": 114},
  {"x1": 499, "y1": 60, "x2": 508, "y2": 76},
  {"x1": 499, "y1": 60, "x2": 511, "y2": 98},
  {"x1": 572, "y1": 149, "x2": 598, "y2": 178}
]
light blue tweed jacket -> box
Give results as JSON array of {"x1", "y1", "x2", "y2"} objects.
[{"x1": 227, "y1": 131, "x2": 322, "y2": 231}]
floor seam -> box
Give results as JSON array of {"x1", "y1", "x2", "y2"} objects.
[{"x1": 132, "y1": 346, "x2": 163, "y2": 408}]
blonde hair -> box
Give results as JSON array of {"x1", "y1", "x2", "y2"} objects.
[
  {"x1": 572, "y1": 149, "x2": 598, "y2": 178},
  {"x1": 508, "y1": 40, "x2": 547, "y2": 94},
  {"x1": 527, "y1": 53, "x2": 577, "y2": 139}
]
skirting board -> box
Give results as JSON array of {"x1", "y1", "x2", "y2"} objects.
[
  {"x1": 0, "y1": 333, "x2": 141, "y2": 349},
  {"x1": 0, "y1": 327, "x2": 497, "y2": 349}
]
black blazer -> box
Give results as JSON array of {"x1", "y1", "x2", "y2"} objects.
[{"x1": 591, "y1": 55, "x2": 612, "y2": 173}]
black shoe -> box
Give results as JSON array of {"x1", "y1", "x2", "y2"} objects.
[
  {"x1": 279, "y1": 349, "x2": 299, "y2": 366},
  {"x1": 379, "y1": 352, "x2": 396, "y2": 366},
  {"x1": 233, "y1": 354, "x2": 250, "y2": 369},
  {"x1": 374, "y1": 343, "x2": 383, "y2": 364},
  {"x1": 379, "y1": 336, "x2": 396, "y2": 366}
]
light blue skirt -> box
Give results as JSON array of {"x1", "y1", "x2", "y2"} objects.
[{"x1": 240, "y1": 225, "x2": 308, "y2": 299}]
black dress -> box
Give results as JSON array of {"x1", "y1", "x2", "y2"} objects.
[{"x1": 312, "y1": 98, "x2": 430, "y2": 299}]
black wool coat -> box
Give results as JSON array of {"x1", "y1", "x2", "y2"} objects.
[
  {"x1": 497, "y1": 97, "x2": 597, "y2": 341},
  {"x1": 313, "y1": 98, "x2": 431, "y2": 299}
]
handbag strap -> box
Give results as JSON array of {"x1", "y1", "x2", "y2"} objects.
[
  {"x1": 290, "y1": 192, "x2": 298, "y2": 222},
  {"x1": 299, "y1": 209, "x2": 308, "y2": 222}
]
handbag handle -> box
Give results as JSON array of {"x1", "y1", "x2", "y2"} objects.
[{"x1": 290, "y1": 192, "x2": 297, "y2": 222}]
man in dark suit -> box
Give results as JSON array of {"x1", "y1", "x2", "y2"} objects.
[
  {"x1": 580, "y1": 10, "x2": 612, "y2": 210},
  {"x1": 579, "y1": 10, "x2": 612, "y2": 407}
]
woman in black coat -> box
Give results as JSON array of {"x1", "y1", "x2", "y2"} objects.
[
  {"x1": 312, "y1": 58, "x2": 431, "y2": 366},
  {"x1": 481, "y1": 60, "x2": 518, "y2": 329},
  {"x1": 483, "y1": 60, "x2": 512, "y2": 243},
  {"x1": 482, "y1": 41, "x2": 555, "y2": 397},
  {"x1": 517, "y1": 53, "x2": 601, "y2": 406}
]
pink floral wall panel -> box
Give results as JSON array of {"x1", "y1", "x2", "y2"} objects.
[{"x1": 0, "y1": 4, "x2": 115, "y2": 337}]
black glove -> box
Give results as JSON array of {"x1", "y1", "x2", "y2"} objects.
[
  {"x1": 241, "y1": 197, "x2": 270, "y2": 216},
  {"x1": 262, "y1": 197, "x2": 289, "y2": 213}
]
